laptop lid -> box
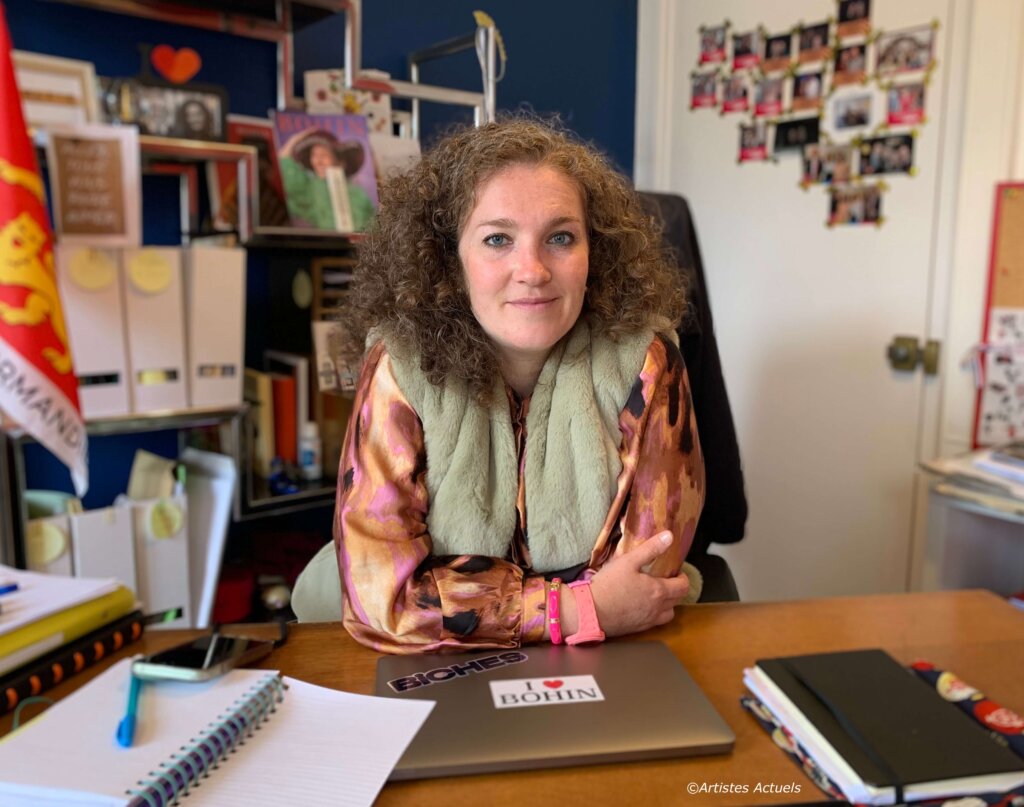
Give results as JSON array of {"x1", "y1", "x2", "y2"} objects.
[{"x1": 374, "y1": 640, "x2": 735, "y2": 780}]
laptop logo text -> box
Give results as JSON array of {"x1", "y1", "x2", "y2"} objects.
[
  {"x1": 387, "y1": 651, "x2": 528, "y2": 692},
  {"x1": 490, "y1": 675, "x2": 605, "y2": 709}
]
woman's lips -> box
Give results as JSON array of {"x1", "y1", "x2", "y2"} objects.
[{"x1": 507, "y1": 298, "x2": 557, "y2": 309}]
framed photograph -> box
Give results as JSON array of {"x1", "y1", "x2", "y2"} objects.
[
  {"x1": 837, "y1": 0, "x2": 871, "y2": 38},
  {"x1": 754, "y1": 77, "x2": 784, "y2": 118},
  {"x1": 829, "y1": 183, "x2": 882, "y2": 226},
  {"x1": 699, "y1": 25, "x2": 728, "y2": 64},
  {"x1": 733, "y1": 30, "x2": 761, "y2": 70},
  {"x1": 118, "y1": 77, "x2": 228, "y2": 141},
  {"x1": 833, "y1": 43, "x2": 868, "y2": 86},
  {"x1": 763, "y1": 33, "x2": 794, "y2": 73},
  {"x1": 774, "y1": 117, "x2": 820, "y2": 154},
  {"x1": 690, "y1": 73, "x2": 718, "y2": 109},
  {"x1": 801, "y1": 143, "x2": 854, "y2": 185},
  {"x1": 876, "y1": 26, "x2": 935, "y2": 75},
  {"x1": 859, "y1": 134, "x2": 914, "y2": 176},
  {"x1": 12, "y1": 51, "x2": 99, "y2": 130},
  {"x1": 722, "y1": 76, "x2": 749, "y2": 113},
  {"x1": 798, "y1": 22, "x2": 832, "y2": 63},
  {"x1": 44, "y1": 123, "x2": 141, "y2": 247},
  {"x1": 792, "y1": 72, "x2": 824, "y2": 112},
  {"x1": 739, "y1": 123, "x2": 769, "y2": 162},
  {"x1": 887, "y1": 82, "x2": 926, "y2": 125},
  {"x1": 834, "y1": 93, "x2": 873, "y2": 129}
]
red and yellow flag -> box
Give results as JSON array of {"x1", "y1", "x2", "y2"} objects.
[{"x1": 0, "y1": 3, "x2": 87, "y2": 495}]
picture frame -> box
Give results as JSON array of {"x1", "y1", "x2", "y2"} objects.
[
  {"x1": 837, "y1": 0, "x2": 872, "y2": 39},
  {"x1": 798, "y1": 22, "x2": 832, "y2": 64},
  {"x1": 875, "y1": 25, "x2": 936, "y2": 76},
  {"x1": 828, "y1": 183, "x2": 883, "y2": 226},
  {"x1": 773, "y1": 117, "x2": 820, "y2": 154},
  {"x1": 699, "y1": 24, "x2": 728, "y2": 65},
  {"x1": 44, "y1": 123, "x2": 141, "y2": 247},
  {"x1": 690, "y1": 73, "x2": 718, "y2": 109},
  {"x1": 12, "y1": 50, "x2": 99, "y2": 130},
  {"x1": 99, "y1": 76, "x2": 228, "y2": 141},
  {"x1": 762, "y1": 33, "x2": 794, "y2": 73},
  {"x1": 858, "y1": 134, "x2": 915, "y2": 176}
]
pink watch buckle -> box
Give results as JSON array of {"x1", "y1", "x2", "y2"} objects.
[{"x1": 566, "y1": 580, "x2": 605, "y2": 645}]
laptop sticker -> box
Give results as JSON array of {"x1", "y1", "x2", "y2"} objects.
[
  {"x1": 386, "y1": 651, "x2": 528, "y2": 692},
  {"x1": 490, "y1": 676, "x2": 605, "y2": 709}
]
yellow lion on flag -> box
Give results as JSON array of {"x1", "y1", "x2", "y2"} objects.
[{"x1": 0, "y1": 158, "x2": 72, "y2": 375}]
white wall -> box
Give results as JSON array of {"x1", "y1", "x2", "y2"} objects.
[{"x1": 635, "y1": 0, "x2": 1024, "y2": 598}]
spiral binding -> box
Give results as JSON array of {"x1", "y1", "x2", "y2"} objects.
[{"x1": 124, "y1": 674, "x2": 285, "y2": 807}]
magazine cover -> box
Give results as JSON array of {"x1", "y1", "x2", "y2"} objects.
[
  {"x1": 209, "y1": 115, "x2": 290, "y2": 231},
  {"x1": 272, "y1": 111, "x2": 378, "y2": 232}
]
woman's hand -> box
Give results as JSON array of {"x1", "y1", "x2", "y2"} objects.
[{"x1": 588, "y1": 531, "x2": 689, "y2": 637}]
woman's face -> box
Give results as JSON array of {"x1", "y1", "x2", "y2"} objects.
[
  {"x1": 309, "y1": 144, "x2": 337, "y2": 178},
  {"x1": 458, "y1": 163, "x2": 589, "y2": 372}
]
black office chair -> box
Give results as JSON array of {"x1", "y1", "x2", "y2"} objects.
[{"x1": 638, "y1": 192, "x2": 748, "y2": 602}]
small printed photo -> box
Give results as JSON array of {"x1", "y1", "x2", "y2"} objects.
[
  {"x1": 802, "y1": 143, "x2": 854, "y2": 185},
  {"x1": 798, "y1": 22, "x2": 831, "y2": 63},
  {"x1": 690, "y1": 73, "x2": 718, "y2": 109},
  {"x1": 700, "y1": 25, "x2": 728, "y2": 64},
  {"x1": 754, "y1": 77, "x2": 784, "y2": 117},
  {"x1": 774, "y1": 116, "x2": 820, "y2": 153},
  {"x1": 733, "y1": 30, "x2": 762, "y2": 70},
  {"x1": 792, "y1": 72, "x2": 824, "y2": 111},
  {"x1": 722, "y1": 75, "x2": 750, "y2": 113},
  {"x1": 829, "y1": 183, "x2": 882, "y2": 225},
  {"x1": 837, "y1": 0, "x2": 871, "y2": 38},
  {"x1": 833, "y1": 43, "x2": 868, "y2": 86},
  {"x1": 859, "y1": 134, "x2": 914, "y2": 175},
  {"x1": 763, "y1": 33, "x2": 794, "y2": 72},
  {"x1": 739, "y1": 123, "x2": 769, "y2": 162},
  {"x1": 887, "y1": 82, "x2": 925, "y2": 125},
  {"x1": 876, "y1": 25, "x2": 935, "y2": 75},
  {"x1": 834, "y1": 93, "x2": 872, "y2": 129}
]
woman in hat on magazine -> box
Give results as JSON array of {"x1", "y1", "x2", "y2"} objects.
[
  {"x1": 293, "y1": 117, "x2": 705, "y2": 653},
  {"x1": 278, "y1": 127, "x2": 375, "y2": 231}
]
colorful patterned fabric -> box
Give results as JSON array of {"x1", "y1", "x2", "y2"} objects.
[
  {"x1": 336, "y1": 335, "x2": 705, "y2": 653},
  {"x1": 911, "y1": 661, "x2": 1024, "y2": 759}
]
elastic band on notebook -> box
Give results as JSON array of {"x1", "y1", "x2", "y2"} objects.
[{"x1": 779, "y1": 660, "x2": 906, "y2": 804}]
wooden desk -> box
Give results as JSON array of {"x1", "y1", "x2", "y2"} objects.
[{"x1": 4, "y1": 590, "x2": 1023, "y2": 805}]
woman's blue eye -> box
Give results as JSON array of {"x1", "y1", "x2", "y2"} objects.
[
  {"x1": 484, "y1": 234, "x2": 510, "y2": 247},
  {"x1": 549, "y1": 231, "x2": 574, "y2": 246}
]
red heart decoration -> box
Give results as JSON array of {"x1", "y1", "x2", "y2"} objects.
[
  {"x1": 542, "y1": 680, "x2": 563, "y2": 689},
  {"x1": 151, "y1": 45, "x2": 202, "y2": 84}
]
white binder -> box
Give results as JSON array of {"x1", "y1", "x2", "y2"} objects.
[
  {"x1": 69, "y1": 505, "x2": 137, "y2": 591},
  {"x1": 185, "y1": 246, "x2": 246, "y2": 408},
  {"x1": 55, "y1": 246, "x2": 132, "y2": 418},
  {"x1": 121, "y1": 247, "x2": 189, "y2": 413},
  {"x1": 132, "y1": 495, "x2": 191, "y2": 629}
]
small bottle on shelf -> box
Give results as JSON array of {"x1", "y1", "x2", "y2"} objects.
[{"x1": 298, "y1": 422, "x2": 323, "y2": 481}]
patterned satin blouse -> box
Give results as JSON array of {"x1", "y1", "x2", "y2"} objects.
[{"x1": 336, "y1": 334, "x2": 705, "y2": 654}]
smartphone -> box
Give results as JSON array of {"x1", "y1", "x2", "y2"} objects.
[{"x1": 132, "y1": 634, "x2": 275, "y2": 682}]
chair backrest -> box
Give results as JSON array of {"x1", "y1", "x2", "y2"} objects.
[{"x1": 637, "y1": 192, "x2": 748, "y2": 558}]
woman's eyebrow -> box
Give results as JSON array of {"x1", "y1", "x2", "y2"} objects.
[{"x1": 473, "y1": 215, "x2": 582, "y2": 230}]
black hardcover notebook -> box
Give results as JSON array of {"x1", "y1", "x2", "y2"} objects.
[{"x1": 750, "y1": 649, "x2": 1024, "y2": 804}]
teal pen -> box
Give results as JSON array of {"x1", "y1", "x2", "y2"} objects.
[{"x1": 116, "y1": 673, "x2": 142, "y2": 747}]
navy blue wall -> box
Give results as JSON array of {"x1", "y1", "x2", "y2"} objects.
[{"x1": 6, "y1": 0, "x2": 638, "y2": 502}]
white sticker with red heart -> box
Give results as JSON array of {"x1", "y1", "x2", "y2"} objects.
[{"x1": 489, "y1": 675, "x2": 604, "y2": 709}]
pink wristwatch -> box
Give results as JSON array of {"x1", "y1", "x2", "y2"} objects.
[
  {"x1": 566, "y1": 580, "x2": 605, "y2": 645},
  {"x1": 548, "y1": 578, "x2": 564, "y2": 645}
]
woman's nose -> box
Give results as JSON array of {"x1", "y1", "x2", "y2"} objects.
[{"x1": 513, "y1": 244, "x2": 551, "y2": 285}]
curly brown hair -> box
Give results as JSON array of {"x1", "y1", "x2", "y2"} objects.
[{"x1": 337, "y1": 116, "x2": 687, "y2": 400}]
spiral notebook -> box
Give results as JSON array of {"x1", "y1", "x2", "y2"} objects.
[{"x1": 0, "y1": 658, "x2": 434, "y2": 807}]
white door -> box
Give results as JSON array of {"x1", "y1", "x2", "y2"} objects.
[{"x1": 635, "y1": 0, "x2": 971, "y2": 600}]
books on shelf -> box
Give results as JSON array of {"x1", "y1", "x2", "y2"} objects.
[
  {"x1": 0, "y1": 657, "x2": 434, "y2": 806},
  {"x1": 265, "y1": 350, "x2": 310, "y2": 468},
  {"x1": 0, "y1": 609, "x2": 144, "y2": 716},
  {"x1": 743, "y1": 649, "x2": 1024, "y2": 805}
]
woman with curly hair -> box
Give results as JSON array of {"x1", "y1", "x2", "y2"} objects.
[{"x1": 293, "y1": 117, "x2": 705, "y2": 653}]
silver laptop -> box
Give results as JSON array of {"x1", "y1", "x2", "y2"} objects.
[{"x1": 375, "y1": 640, "x2": 734, "y2": 780}]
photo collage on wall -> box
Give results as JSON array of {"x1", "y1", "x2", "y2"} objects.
[{"x1": 691, "y1": 0, "x2": 938, "y2": 227}]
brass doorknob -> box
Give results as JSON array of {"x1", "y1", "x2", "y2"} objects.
[{"x1": 886, "y1": 336, "x2": 940, "y2": 375}]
